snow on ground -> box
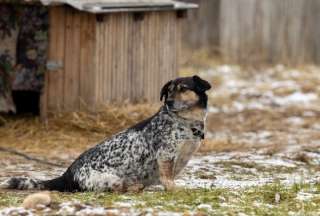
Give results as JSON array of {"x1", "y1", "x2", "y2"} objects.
[
  {"x1": 0, "y1": 200, "x2": 189, "y2": 216},
  {"x1": 176, "y1": 151, "x2": 320, "y2": 189}
]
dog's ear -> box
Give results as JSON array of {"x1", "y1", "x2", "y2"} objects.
[
  {"x1": 193, "y1": 75, "x2": 211, "y2": 92},
  {"x1": 160, "y1": 80, "x2": 173, "y2": 101}
]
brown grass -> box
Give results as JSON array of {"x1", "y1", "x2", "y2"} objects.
[
  {"x1": 0, "y1": 103, "x2": 158, "y2": 158},
  {"x1": 199, "y1": 138, "x2": 250, "y2": 153}
]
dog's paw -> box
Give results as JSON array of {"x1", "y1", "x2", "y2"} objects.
[{"x1": 162, "y1": 179, "x2": 176, "y2": 191}]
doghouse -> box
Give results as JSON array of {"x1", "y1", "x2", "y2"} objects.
[{"x1": 0, "y1": 0, "x2": 196, "y2": 117}]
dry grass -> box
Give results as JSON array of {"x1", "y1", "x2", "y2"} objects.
[
  {"x1": 198, "y1": 138, "x2": 250, "y2": 153},
  {"x1": 0, "y1": 103, "x2": 158, "y2": 158}
]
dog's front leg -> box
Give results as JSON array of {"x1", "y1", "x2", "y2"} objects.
[{"x1": 158, "y1": 159, "x2": 175, "y2": 191}]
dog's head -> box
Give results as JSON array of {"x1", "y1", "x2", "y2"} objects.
[{"x1": 160, "y1": 76, "x2": 211, "y2": 119}]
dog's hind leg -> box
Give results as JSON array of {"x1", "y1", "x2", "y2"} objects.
[{"x1": 78, "y1": 171, "x2": 126, "y2": 192}]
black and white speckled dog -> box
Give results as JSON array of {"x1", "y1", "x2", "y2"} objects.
[{"x1": 0, "y1": 75, "x2": 211, "y2": 192}]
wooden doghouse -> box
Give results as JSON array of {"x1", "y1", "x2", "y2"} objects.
[
  {"x1": 0, "y1": 0, "x2": 196, "y2": 117},
  {"x1": 42, "y1": 0, "x2": 196, "y2": 117}
]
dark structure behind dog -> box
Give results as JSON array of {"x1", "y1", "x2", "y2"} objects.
[{"x1": 0, "y1": 76, "x2": 211, "y2": 192}]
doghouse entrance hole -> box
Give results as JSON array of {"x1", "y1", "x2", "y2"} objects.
[{"x1": 12, "y1": 91, "x2": 40, "y2": 115}]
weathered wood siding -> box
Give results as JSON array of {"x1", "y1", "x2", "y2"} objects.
[
  {"x1": 43, "y1": 6, "x2": 181, "y2": 115},
  {"x1": 94, "y1": 11, "x2": 180, "y2": 104},
  {"x1": 183, "y1": 0, "x2": 320, "y2": 65},
  {"x1": 44, "y1": 6, "x2": 97, "y2": 115}
]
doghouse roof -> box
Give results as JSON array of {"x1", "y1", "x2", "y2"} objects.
[{"x1": 2, "y1": 0, "x2": 197, "y2": 13}]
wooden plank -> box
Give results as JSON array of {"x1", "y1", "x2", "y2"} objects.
[
  {"x1": 41, "y1": 7, "x2": 55, "y2": 119},
  {"x1": 131, "y1": 12, "x2": 143, "y2": 101},
  {"x1": 128, "y1": 13, "x2": 134, "y2": 100},
  {"x1": 160, "y1": 12, "x2": 172, "y2": 98},
  {"x1": 63, "y1": 8, "x2": 73, "y2": 111},
  {"x1": 175, "y1": 13, "x2": 182, "y2": 78},
  {"x1": 117, "y1": 14, "x2": 124, "y2": 101},
  {"x1": 120, "y1": 13, "x2": 128, "y2": 101},
  {"x1": 79, "y1": 14, "x2": 96, "y2": 110},
  {"x1": 98, "y1": 17, "x2": 105, "y2": 105},
  {"x1": 93, "y1": 15, "x2": 100, "y2": 106},
  {"x1": 103, "y1": 14, "x2": 111, "y2": 102},
  {"x1": 132, "y1": 13, "x2": 138, "y2": 101},
  {"x1": 46, "y1": 7, "x2": 66, "y2": 113},
  {"x1": 159, "y1": 12, "x2": 166, "y2": 91},
  {"x1": 64, "y1": 8, "x2": 81, "y2": 111},
  {"x1": 153, "y1": 12, "x2": 161, "y2": 101},
  {"x1": 110, "y1": 15, "x2": 115, "y2": 101},
  {"x1": 79, "y1": 13, "x2": 89, "y2": 109},
  {"x1": 123, "y1": 14, "x2": 130, "y2": 101},
  {"x1": 154, "y1": 12, "x2": 161, "y2": 101},
  {"x1": 138, "y1": 13, "x2": 145, "y2": 101},
  {"x1": 110, "y1": 14, "x2": 117, "y2": 101},
  {"x1": 140, "y1": 13, "x2": 149, "y2": 102},
  {"x1": 115, "y1": 14, "x2": 124, "y2": 102},
  {"x1": 169, "y1": 12, "x2": 176, "y2": 81},
  {"x1": 152, "y1": 12, "x2": 158, "y2": 101},
  {"x1": 94, "y1": 18, "x2": 100, "y2": 105},
  {"x1": 145, "y1": 12, "x2": 153, "y2": 101}
]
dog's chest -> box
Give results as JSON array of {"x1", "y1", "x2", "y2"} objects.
[
  {"x1": 174, "y1": 139, "x2": 201, "y2": 176},
  {"x1": 171, "y1": 120, "x2": 203, "y2": 176}
]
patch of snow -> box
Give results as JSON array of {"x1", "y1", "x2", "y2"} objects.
[
  {"x1": 255, "y1": 158, "x2": 296, "y2": 168},
  {"x1": 312, "y1": 123, "x2": 320, "y2": 130},
  {"x1": 57, "y1": 202, "x2": 78, "y2": 215},
  {"x1": 208, "y1": 106, "x2": 220, "y2": 113},
  {"x1": 274, "y1": 92, "x2": 318, "y2": 106},
  {"x1": 75, "y1": 206, "x2": 107, "y2": 216},
  {"x1": 286, "y1": 117, "x2": 304, "y2": 125},
  {"x1": 212, "y1": 176, "x2": 271, "y2": 189},
  {"x1": 232, "y1": 102, "x2": 245, "y2": 112},
  {"x1": 114, "y1": 200, "x2": 145, "y2": 208},
  {"x1": 270, "y1": 80, "x2": 299, "y2": 89},
  {"x1": 303, "y1": 111, "x2": 315, "y2": 117},
  {"x1": 0, "y1": 207, "x2": 34, "y2": 216},
  {"x1": 216, "y1": 65, "x2": 234, "y2": 74},
  {"x1": 246, "y1": 102, "x2": 265, "y2": 110},
  {"x1": 238, "y1": 213, "x2": 249, "y2": 216},
  {"x1": 176, "y1": 177, "x2": 214, "y2": 189},
  {"x1": 197, "y1": 204, "x2": 213, "y2": 211},
  {"x1": 296, "y1": 192, "x2": 317, "y2": 201},
  {"x1": 158, "y1": 212, "x2": 182, "y2": 216},
  {"x1": 275, "y1": 64, "x2": 285, "y2": 72}
]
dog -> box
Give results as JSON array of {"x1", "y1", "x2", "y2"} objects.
[{"x1": 0, "y1": 75, "x2": 211, "y2": 192}]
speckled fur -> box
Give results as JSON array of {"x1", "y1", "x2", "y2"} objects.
[{"x1": 0, "y1": 76, "x2": 211, "y2": 192}]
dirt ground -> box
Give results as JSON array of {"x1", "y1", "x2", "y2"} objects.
[{"x1": 1, "y1": 64, "x2": 320, "y2": 215}]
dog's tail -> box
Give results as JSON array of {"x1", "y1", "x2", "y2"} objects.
[{"x1": 0, "y1": 176, "x2": 67, "y2": 191}]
